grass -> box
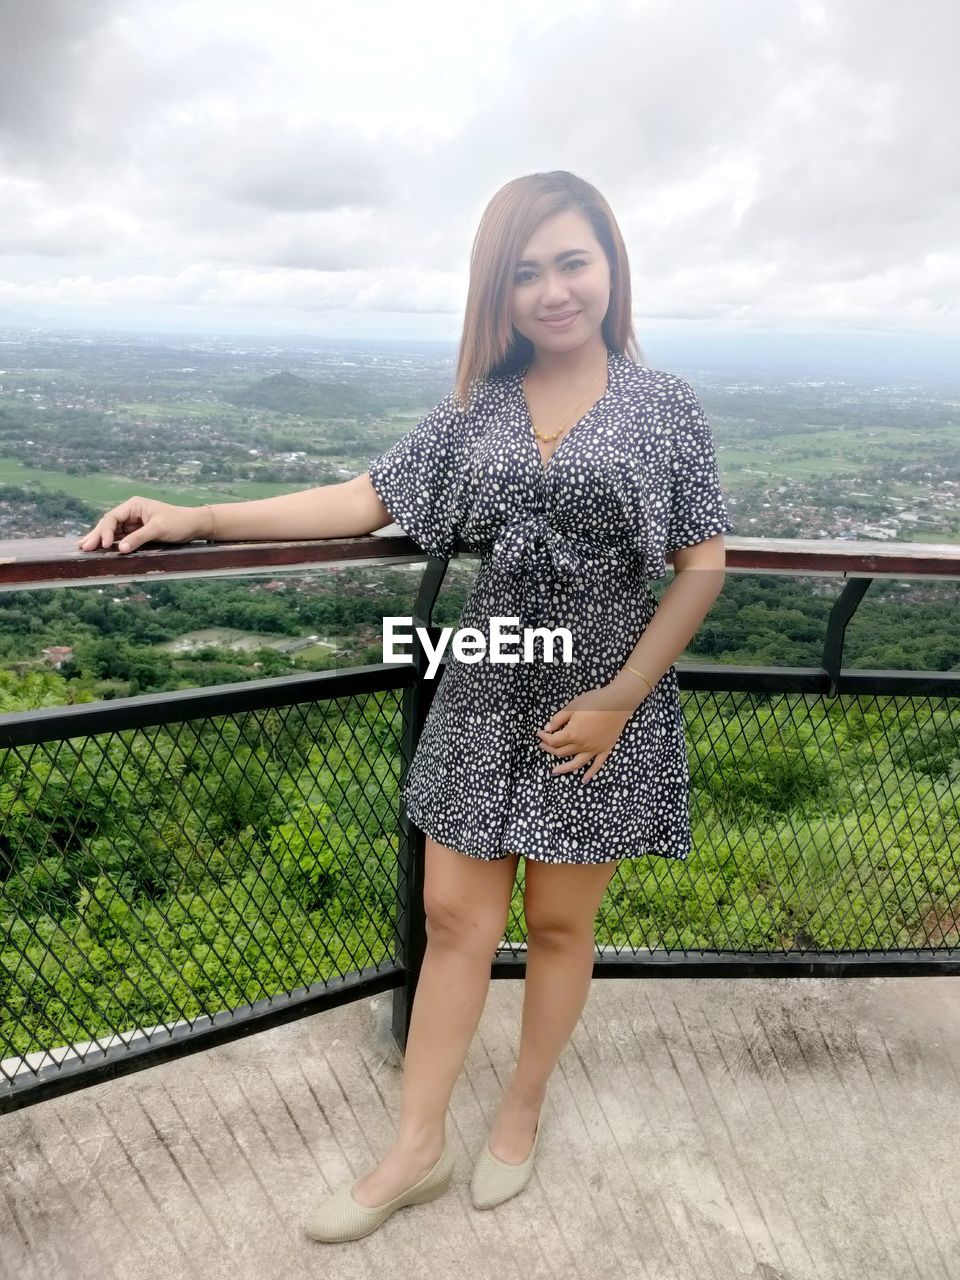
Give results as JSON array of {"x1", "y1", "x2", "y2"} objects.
[{"x1": 0, "y1": 456, "x2": 310, "y2": 509}]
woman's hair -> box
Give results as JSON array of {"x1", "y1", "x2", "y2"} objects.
[{"x1": 453, "y1": 170, "x2": 644, "y2": 411}]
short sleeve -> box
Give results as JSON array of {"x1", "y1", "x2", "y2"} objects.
[
  {"x1": 663, "y1": 378, "x2": 735, "y2": 555},
  {"x1": 366, "y1": 391, "x2": 468, "y2": 559}
]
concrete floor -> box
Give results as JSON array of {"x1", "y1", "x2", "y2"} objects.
[{"x1": 2, "y1": 974, "x2": 959, "y2": 1280}]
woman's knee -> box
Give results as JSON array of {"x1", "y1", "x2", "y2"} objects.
[
  {"x1": 523, "y1": 859, "x2": 619, "y2": 942},
  {"x1": 422, "y1": 838, "x2": 518, "y2": 950}
]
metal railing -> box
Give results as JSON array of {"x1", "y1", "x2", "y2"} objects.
[{"x1": 1, "y1": 532, "x2": 958, "y2": 1112}]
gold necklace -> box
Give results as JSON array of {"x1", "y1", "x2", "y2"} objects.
[{"x1": 524, "y1": 364, "x2": 607, "y2": 443}]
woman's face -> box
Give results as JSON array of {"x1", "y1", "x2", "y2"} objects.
[{"x1": 510, "y1": 208, "x2": 612, "y2": 353}]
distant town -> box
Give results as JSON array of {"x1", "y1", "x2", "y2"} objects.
[
  {"x1": 1, "y1": 328, "x2": 958, "y2": 697},
  {"x1": 1, "y1": 328, "x2": 957, "y2": 548}
]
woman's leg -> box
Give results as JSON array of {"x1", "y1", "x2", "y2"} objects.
[
  {"x1": 352, "y1": 836, "x2": 520, "y2": 1206},
  {"x1": 486, "y1": 856, "x2": 619, "y2": 1163}
]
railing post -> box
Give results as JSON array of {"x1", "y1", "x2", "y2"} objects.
[
  {"x1": 821, "y1": 576, "x2": 873, "y2": 696},
  {"x1": 391, "y1": 555, "x2": 451, "y2": 1056}
]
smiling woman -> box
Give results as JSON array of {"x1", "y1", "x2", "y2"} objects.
[
  {"x1": 299, "y1": 172, "x2": 736, "y2": 1237},
  {"x1": 355, "y1": 170, "x2": 735, "y2": 874}
]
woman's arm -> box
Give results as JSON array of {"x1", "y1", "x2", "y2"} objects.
[
  {"x1": 203, "y1": 472, "x2": 393, "y2": 542},
  {"x1": 79, "y1": 473, "x2": 395, "y2": 554},
  {"x1": 606, "y1": 534, "x2": 727, "y2": 710}
]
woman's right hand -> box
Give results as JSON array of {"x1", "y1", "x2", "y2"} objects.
[{"x1": 77, "y1": 497, "x2": 211, "y2": 554}]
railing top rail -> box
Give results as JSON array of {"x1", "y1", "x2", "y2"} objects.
[{"x1": 1, "y1": 531, "x2": 959, "y2": 591}]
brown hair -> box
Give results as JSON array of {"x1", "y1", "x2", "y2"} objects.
[{"x1": 453, "y1": 170, "x2": 644, "y2": 411}]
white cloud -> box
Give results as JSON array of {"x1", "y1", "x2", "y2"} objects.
[{"x1": 0, "y1": 0, "x2": 956, "y2": 336}]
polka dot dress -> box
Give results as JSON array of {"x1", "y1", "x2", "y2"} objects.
[{"x1": 367, "y1": 348, "x2": 734, "y2": 864}]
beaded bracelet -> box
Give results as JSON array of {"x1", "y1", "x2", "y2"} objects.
[
  {"x1": 626, "y1": 664, "x2": 655, "y2": 694},
  {"x1": 204, "y1": 504, "x2": 218, "y2": 542}
]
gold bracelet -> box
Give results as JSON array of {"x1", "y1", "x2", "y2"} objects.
[
  {"x1": 626, "y1": 664, "x2": 655, "y2": 693},
  {"x1": 204, "y1": 504, "x2": 218, "y2": 542}
]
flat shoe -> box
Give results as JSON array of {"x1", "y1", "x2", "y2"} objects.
[
  {"x1": 470, "y1": 1118, "x2": 540, "y2": 1210},
  {"x1": 304, "y1": 1141, "x2": 455, "y2": 1243}
]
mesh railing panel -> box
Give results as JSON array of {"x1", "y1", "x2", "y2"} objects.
[
  {"x1": 2, "y1": 678, "x2": 959, "y2": 1102},
  {"x1": 1, "y1": 683, "x2": 407, "y2": 1088},
  {"x1": 594, "y1": 689, "x2": 960, "y2": 956}
]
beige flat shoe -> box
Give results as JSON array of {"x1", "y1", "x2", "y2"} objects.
[
  {"x1": 470, "y1": 1117, "x2": 541, "y2": 1210},
  {"x1": 304, "y1": 1141, "x2": 455, "y2": 1243}
]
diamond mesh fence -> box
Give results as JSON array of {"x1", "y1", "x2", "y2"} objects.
[
  {"x1": 0, "y1": 670, "x2": 411, "y2": 1104},
  {"x1": 1, "y1": 668, "x2": 959, "y2": 1109},
  {"x1": 599, "y1": 687, "x2": 960, "y2": 957}
]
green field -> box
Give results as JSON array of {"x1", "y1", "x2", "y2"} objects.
[
  {"x1": 721, "y1": 449, "x2": 862, "y2": 479},
  {"x1": 0, "y1": 455, "x2": 308, "y2": 510},
  {"x1": 118, "y1": 401, "x2": 244, "y2": 420}
]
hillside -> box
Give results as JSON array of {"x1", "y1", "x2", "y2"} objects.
[{"x1": 226, "y1": 371, "x2": 381, "y2": 417}]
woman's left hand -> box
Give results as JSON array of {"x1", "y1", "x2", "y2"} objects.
[{"x1": 537, "y1": 684, "x2": 638, "y2": 784}]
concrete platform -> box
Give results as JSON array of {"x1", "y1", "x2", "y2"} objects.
[{"x1": 2, "y1": 975, "x2": 959, "y2": 1280}]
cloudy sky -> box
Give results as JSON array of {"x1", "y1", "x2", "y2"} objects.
[{"x1": 0, "y1": 0, "x2": 956, "y2": 341}]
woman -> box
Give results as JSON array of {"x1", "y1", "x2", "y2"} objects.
[{"x1": 78, "y1": 170, "x2": 734, "y2": 1243}]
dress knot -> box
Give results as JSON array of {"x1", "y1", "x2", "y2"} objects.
[{"x1": 490, "y1": 512, "x2": 583, "y2": 581}]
